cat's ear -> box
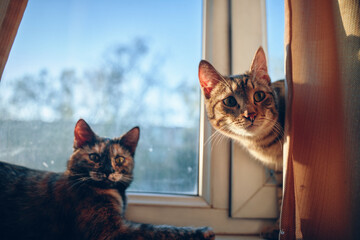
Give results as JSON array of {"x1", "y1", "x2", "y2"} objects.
[
  {"x1": 250, "y1": 47, "x2": 271, "y2": 83},
  {"x1": 198, "y1": 60, "x2": 222, "y2": 99},
  {"x1": 120, "y1": 127, "x2": 140, "y2": 156},
  {"x1": 74, "y1": 119, "x2": 96, "y2": 149}
]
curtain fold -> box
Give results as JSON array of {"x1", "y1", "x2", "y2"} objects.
[
  {"x1": 0, "y1": 0, "x2": 27, "y2": 80},
  {"x1": 281, "y1": 0, "x2": 359, "y2": 239}
]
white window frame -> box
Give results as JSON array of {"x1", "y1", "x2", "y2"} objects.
[
  {"x1": 229, "y1": 0, "x2": 278, "y2": 220},
  {"x1": 125, "y1": 0, "x2": 277, "y2": 237}
]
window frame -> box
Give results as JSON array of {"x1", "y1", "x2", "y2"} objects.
[{"x1": 229, "y1": 0, "x2": 279, "y2": 220}]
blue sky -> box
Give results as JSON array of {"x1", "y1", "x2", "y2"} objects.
[
  {"x1": 2, "y1": 0, "x2": 203, "y2": 82},
  {"x1": 2, "y1": 0, "x2": 284, "y2": 81},
  {"x1": 2, "y1": 0, "x2": 284, "y2": 93},
  {"x1": 1, "y1": 0, "x2": 204, "y2": 126},
  {"x1": 266, "y1": 0, "x2": 285, "y2": 80}
]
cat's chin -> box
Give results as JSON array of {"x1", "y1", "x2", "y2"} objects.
[
  {"x1": 88, "y1": 173, "x2": 130, "y2": 189},
  {"x1": 88, "y1": 172, "x2": 113, "y2": 185},
  {"x1": 108, "y1": 173, "x2": 122, "y2": 182},
  {"x1": 87, "y1": 178, "x2": 121, "y2": 189},
  {"x1": 230, "y1": 125, "x2": 259, "y2": 137}
]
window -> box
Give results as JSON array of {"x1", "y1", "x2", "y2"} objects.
[
  {"x1": 1, "y1": 0, "x2": 285, "y2": 238},
  {"x1": 0, "y1": 0, "x2": 202, "y2": 195}
]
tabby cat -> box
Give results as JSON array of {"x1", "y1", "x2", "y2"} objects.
[
  {"x1": 198, "y1": 47, "x2": 284, "y2": 239},
  {"x1": 0, "y1": 119, "x2": 215, "y2": 240},
  {"x1": 198, "y1": 47, "x2": 284, "y2": 169}
]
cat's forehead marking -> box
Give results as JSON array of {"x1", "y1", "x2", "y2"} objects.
[
  {"x1": 111, "y1": 144, "x2": 127, "y2": 156},
  {"x1": 226, "y1": 75, "x2": 253, "y2": 99},
  {"x1": 230, "y1": 80, "x2": 238, "y2": 93},
  {"x1": 93, "y1": 142, "x2": 107, "y2": 153}
]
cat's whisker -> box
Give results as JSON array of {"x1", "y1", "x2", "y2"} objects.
[
  {"x1": 207, "y1": 123, "x2": 236, "y2": 152},
  {"x1": 274, "y1": 126, "x2": 284, "y2": 139},
  {"x1": 270, "y1": 127, "x2": 284, "y2": 151},
  {"x1": 214, "y1": 132, "x2": 226, "y2": 147},
  {"x1": 268, "y1": 121, "x2": 284, "y2": 139},
  {"x1": 261, "y1": 118, "x2": 284, "y2": 150},
  {"x1": 261, "y1": 122, "x2": 284, "y2": 145},
  {"x1": 68, "y1": 176, "x2": 92, "y2": 191},
  {"x1": 68, "y1": 180, "x2": 84, "y2": 191},
  {"x1": 259, "y1": 117, "x2": 284, "y2": 137},
  {"x1": 204, "y1": 129, "x2": 220, "y2": 147},
  {"x1": 205, "y1": 123, "x2": 233, "y2": 147},
  {"x1": 219, "y1": 133, "x2": 229, "y2": 145},
  {"x1": 209, "y1": 132, "x2": 223, "y2": 152},
  {"x1": 69, "y1": 173, "x2": 88, "y2": 178},
  {"x1": 118, "y1": 175, "x2": 134, "y2": 188},
  {"x1": 211, "y1": 121, "x2": 241, "y2": 148}
]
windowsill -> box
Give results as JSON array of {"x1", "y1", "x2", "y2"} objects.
[
  {"x1": 216, "y1": 236, "x2": 264, "y2": 240},
  {"x1": 126, "y1": 194, "x2": 267, "y2": 240},
  {"x1": 126, "y1": 192, "x2": 273, "y2": 237},
  {"x1": 127, "y1": 192, "x2": 210, "y2": 208}
]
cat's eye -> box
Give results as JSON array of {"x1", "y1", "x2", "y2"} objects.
[
  {"x1": 223, "y1": 96, "x2": 237, "y2": 107},
  {"x1": 89, "y1": 153, "x2": 100, "y2": 162},
  {"x1": 254, "y1": 91, "x2": 266, "y2": 102},
  {"x1": 115, "y1": 156, "x2": 125, "y2": 165}
]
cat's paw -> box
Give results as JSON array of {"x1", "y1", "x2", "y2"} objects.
[{"x1": 196, "y1": 227, "x2": 215, "y2": 240}]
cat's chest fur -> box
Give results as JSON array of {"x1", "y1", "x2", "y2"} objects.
[{"x1": 236, "y1": 134, "x2": 283, "y2": 167}]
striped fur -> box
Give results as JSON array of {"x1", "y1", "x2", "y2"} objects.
[
  {"x1": 0, "y1": 119, "x2": 214, "y2": 240},
  {"x1": 199, "y1": 47, "x2": 285, "y2": 169}
]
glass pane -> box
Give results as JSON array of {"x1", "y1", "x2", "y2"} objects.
[
  {"x1": 266, "y1": 0, "x2": 285, "y2": 81},
  {"x1": 0, "y1": 0, "x2": 202, "y2": 195}
]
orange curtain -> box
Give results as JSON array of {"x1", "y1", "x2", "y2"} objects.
[
  {"x1": 281, "y1": 0, "x2": 360, "y2": 239},
  {"x1": 0, "y1": 0, "x2": 28, "y2": 80}
]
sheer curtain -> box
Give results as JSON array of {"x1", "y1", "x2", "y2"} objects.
[
  {"x1": 0, "y1": 0, "x2": 27, "y2": 80},
  {"x1": 281, "y1": 0, "x2": 359, "y2": 239}
]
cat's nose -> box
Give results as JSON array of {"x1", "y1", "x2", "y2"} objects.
[
  {"x1": 244, "y1": 111, "x2": 257, "y2": 122},
  {"x1": 102, "y1": 165, "x2": 115, "y2": 176}
]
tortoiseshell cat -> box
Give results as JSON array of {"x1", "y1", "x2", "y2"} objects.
[
  {"x1": 0, "y1": 119, "x2": 215, "y2": 240},
  {"x1": 198, "y1": 47, "x2": 284, "y2": 239}
]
